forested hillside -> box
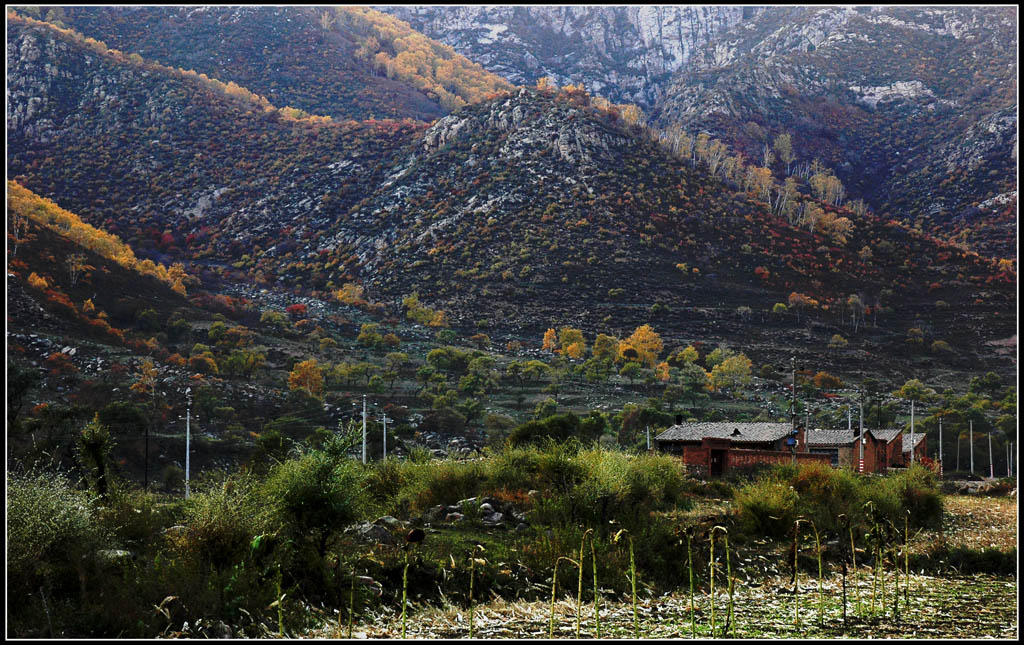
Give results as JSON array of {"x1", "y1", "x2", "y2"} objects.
[{"x1": 25, "y1": 5, "x2": 513, "y2": 121}]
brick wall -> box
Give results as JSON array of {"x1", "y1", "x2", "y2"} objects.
[
  {"x1": 884, "y1": 433, "x2": 904, "y2": 468},
  {"x1": 726, "y1": 448, "x2": 831, "y2": 471}
]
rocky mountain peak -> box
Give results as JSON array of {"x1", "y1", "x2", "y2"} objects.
[{"x1": 377, "y1": 5, "x2": 756, "y2": 106}]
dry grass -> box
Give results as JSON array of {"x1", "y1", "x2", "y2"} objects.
[{"x1": 934, "y1": 494, "x2": 1017, "y2": 551}]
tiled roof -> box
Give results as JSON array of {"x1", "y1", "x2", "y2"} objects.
[
  {"x1": 655, "y1": 422, "x2": 793, "y2": 444},
  {"x1": 901, "y1": 432, "x2": 926, "y2": 451},
  {"x1": 869, "y1": 428, "x2": 903, "y2": 443},
  {"x1": 806, "y1": 428, "x2": 856, "y2": 446}
]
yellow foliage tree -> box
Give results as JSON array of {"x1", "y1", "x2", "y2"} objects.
[
  {"x1": 558, "y1": 328, "x2": 585, "y2": 355},
  {"x1": 542, "y1": 328, "x2": 558, "y2": 352},
  {"x1": 288, "y1": 359, "x2": 324, "y2": 399},
  {"x1": 27, "y1": 272, "x2": 49, "y2": 290},
  {"x1": 620, "y1": 324, "x2": 663, "y2": 367},
  {"x1": 565, "y1": 342, "x2": 585, "y2": 360},
  {"x1": 335, "y1": 282, "x2": 365, "y2": 305},
  {"x1": 709, "y1": 354, "x2": 753, "y2": 392}
]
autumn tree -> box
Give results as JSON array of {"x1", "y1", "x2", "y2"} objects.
[
  {"x1": 709, "y1": 354, "x2": 753, "y2": 393},
  {"x1": 334, "y1": 282, "x2": 365, "y2": 306},
  {"x1": 223, "y1": 350, "x2": 265, "y2": 380},
  {"x1": 775, "y1": 176, "x2": 800, "y2": 220},
  {"x1": 355, "y1": 323, "x2": 383, "y2": 348},
  {"x1": 773, "y1": 133, "x2": 796, "y2": 174},
  {"x1": 828, "y1": 334, "x2": 848, "y2": 350},
  {"x1": 592, "y1": 334, "x2": 619, "y2": 361},
  {"x1": 809, "y1": 171, "x2": 845, "y2": 205},
  {"x1": 541, "y1": 328, "x2": 558, "y2": 353},
  {"x1": 788, "y1": 292, "x2": 817, "y2": 323},
  {"x1": 558, "y1": 327, "x2": 586, "y2": 358},
  {"x1": 289, "y1": 359, "x2": 324, "y2": 399},
  {"x1": 847, "y1": 294, "x2": 865, "y2": 332},
  {"x1": 620, "y1": 324, "x2": 663, "y2": 368},
  {"x1": 813, "y1": 371, "x2": 843, "y2": 390}
]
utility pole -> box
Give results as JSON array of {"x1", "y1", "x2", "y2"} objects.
[
  {"x1": 790, "y1": 357, "x2": 797, "y2": 466},
  {"x1": 185, "y1": 387, "x2": 192, "y2": 499},
  {"x1": 146, "y1": 383, "x2": 154, "y2": 492},
  {"x1": 381, "y1": 412, "x2": 392, "y2": 460},
  {"x1": 847, "y1": 406, "x2": 851, "y2": 431},
  {"x1": 909, "y1": 399, "x2": 915, "y2": 464},
  {"x1": 938, "y1": 417, "x2": 943, "y2": 477},
  {"x1": 646, "y1": 425, "x2": 650, "y2": 451},
  {"x1": 988, "y1": 432, "x2": 993, "y2": 479},
  {"x1": 858, "y1": 389, "x2": 865, "y2": 473},
  {"x1": 362, "y1": 395, "x2": 367, "y2": 465},
  {"x1": 969, "y1": 420, "x2": 974, "y2": 475}
]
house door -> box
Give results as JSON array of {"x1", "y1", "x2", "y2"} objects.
[{"x1": 710, "y1": 450, "x2": 726, "y2": 477}]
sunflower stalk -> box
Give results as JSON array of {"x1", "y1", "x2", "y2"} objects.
[{"x1": 550, "y1": 556, "x2": 580, "y2": 638}]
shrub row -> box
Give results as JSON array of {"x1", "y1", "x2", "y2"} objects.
[{"x1": 733, "y1": 462, "x2": 943, "y2": 538}]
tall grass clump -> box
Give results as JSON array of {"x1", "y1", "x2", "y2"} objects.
[
  {"x1": 399, "y1": 458, "x2": 488, "y2": 513},
  {"x1": 165, "y1": 471, "x2": 274, "y2": 621},
  {"x1": 734, "y1": 479, "x2": 798, "y2": 538},
  {"x1": 791, "y1": 462, "x2": 861, "y2": 534},
  {"x1": 486, "y1": 443, "x2": 544, "y2": 492},
  {"x1": 735, "y1": 463, "x2": 942, "y2": 544},
  {"x1": 7, "y1": 469, "x2": 108, "y2": 635},
  {"x1": 888, "y1": 464, "x2": 943, "y2": 530}
]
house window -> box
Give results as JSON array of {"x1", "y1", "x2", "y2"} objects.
[{"x1": 810, "y1": 448, "x2": 839, "y2": 467}]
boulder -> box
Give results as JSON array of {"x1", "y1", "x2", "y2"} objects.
[
  {"x1": 347, "y1": 522, "x2": 398, "y2": 545},
  {"x1": 375, "y1": 515, "x2": 404, "y2": 529},
  {"x1": 423, "y1": 505, "x2": 446, "y2": 523},
  {"x1": 481, "y1": 512, "x2": 505, "y2": 527}
]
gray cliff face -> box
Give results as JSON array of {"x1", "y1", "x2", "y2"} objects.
[
  {"x1": 377, "y1": 5, "x2": 755, "y2": 107},
  {"x1": 649, "y1": 5, "x2": 1017, "y2": 228}
]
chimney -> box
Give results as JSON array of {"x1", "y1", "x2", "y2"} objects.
[{"x1": 675, "y1": 414, "x2": 683, "y2": 425}]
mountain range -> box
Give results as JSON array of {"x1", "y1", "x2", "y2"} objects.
[{"x1": 6, "y1": 6, "x2": 1017, "y2": 374}]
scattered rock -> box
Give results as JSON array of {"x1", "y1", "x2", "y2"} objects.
[{"x1": 346, "y1": 522, "x2": 398, "y2": 545}]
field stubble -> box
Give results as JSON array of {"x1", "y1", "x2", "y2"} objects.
[{"x1": 331, "y1": 494, "x2": 1017, "y2": 639}]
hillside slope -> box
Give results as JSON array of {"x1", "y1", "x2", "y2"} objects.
[
  {"x1": 320, "y1": 90, "x2": 1015, "y2": 348},
  {"x1": 7, "y1": 15, "x2": 425, "y2": 266},
  {"x1": 649, "y1": 6, "x2": 1017, "y2": 255},
  {"x1": 29, "y1": 5, "x2": 514, "y2": 122}
]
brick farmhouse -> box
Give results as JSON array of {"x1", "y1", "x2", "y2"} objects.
[{"x1": 656, "y1": 421, "x2": 925, "y2": 476}]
